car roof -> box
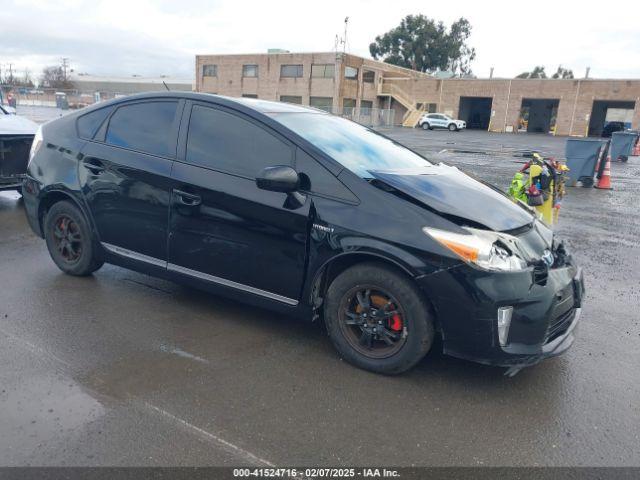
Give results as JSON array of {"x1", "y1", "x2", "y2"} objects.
[{"x1": 89, "y1": 91, "x2": 325, "y2": 115}]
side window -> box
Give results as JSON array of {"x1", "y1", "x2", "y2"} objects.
[
  {"x1": 296, "y1": 149, "x2": 357, "y2": 202},
  {"x1": 106, "y1": 101, "x2": 178, "y2": 157},
  {"x1": 186, "y1": 105, "x2": 293, "y2": 178},
  {"x1": 77, "y1": 106, "x2": 113, "y2": 139}
]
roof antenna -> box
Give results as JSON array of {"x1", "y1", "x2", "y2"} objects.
[{"x1": 162, "y1": 81, "x2": 170, "y2": 91}]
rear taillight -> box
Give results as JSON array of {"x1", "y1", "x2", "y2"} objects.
[{"x1": 28, "y1": 126, "x2": 43, "y2": 166}]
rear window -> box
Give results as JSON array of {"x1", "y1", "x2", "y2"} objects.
[
  {"x1": 105, "y1": 101, "x2": 178, "y2": 157},
  {"x1": 77, "y1": 107, "x2": 113, "y2": 139}
]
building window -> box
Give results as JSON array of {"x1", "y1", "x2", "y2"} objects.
[
  {"x1": 363, "y1": 70, "x2": 375, "y2": 83},
  {"x1": 280, "y1": 95, "x2": 302, "y2": 104},
  {"x1": 242, "y1": 94, "x2": 258, "y2": 98},
  {"x1": 309, "y1": 96, "x2": 333, "y2": 111},
  {"x1": 202, "y1": 64, "x2": 217, "y2": 77},
  {"x1": 343, "y1": 98, "x2": 356, "y2": 108},
  {"x1": 242, "y1": 65, "x2": 258, "y2": 77},
  {"x1": 417, "y1": 103, "x2": 437, "y2": 113},
  {"x1": 360, "y1": 100, "x2": 374, "y2": 110},
  {"x1": 311, "y1": 64, "x2": 335, "y2": 78},
  {"x1": 280, "y1": 65, "x2": 303, "y2": 78},
  {"x1": 344, "y1": 66, "x2": 358, "y2": 80}
]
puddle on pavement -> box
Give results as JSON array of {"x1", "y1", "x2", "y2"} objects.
[
  {"x1": 0, "y1": 372, "x2": 105, "y2": 459},
  {"x1": 80, "y1": 349, "x2": 213, "y2": 401},
  {"x1": 159, "y1": 343, "x2": 209, "y2": 364}
]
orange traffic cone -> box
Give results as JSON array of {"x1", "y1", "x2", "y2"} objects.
[{"x1": 595, "y1": 155, "x2": 612, "y2": 190}]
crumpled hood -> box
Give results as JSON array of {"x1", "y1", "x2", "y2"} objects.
[
  {"x1": 0, "y1": 113, "x2": 38, "y2": 135},
  {"x1": 369, "y1": 164, "x2": 534, "y2": 232}
]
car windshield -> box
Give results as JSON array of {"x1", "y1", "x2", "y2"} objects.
[{"x1": 271, "y1": 112, "x2": 431, "y2": 178}]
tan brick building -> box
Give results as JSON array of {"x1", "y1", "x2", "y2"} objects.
[{"x1": 196, "y1": 51, "x2": 640, "y2": 136}]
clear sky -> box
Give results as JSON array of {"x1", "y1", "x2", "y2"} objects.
[{"x1": 1, "y1": 0, "x2": 639, "y2": 80}]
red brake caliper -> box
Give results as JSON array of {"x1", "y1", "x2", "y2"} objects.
[{"x1": 388, "y1": 304, "x2": 403, "y2": 331}]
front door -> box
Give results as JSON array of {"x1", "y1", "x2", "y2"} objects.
[
  {"x1": 80, "y1": 99, "x2": 181, "y2": 262},
  {"x1": 168, "y1": 103, "x2": 310, "y2": 304},
  {"x1": 432, "y1": 114, "x2": 447, "y2": 128}
]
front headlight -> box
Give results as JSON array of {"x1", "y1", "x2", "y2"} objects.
[{"x1": 423, "y1": 226, "x2": 528, "y2": 272}]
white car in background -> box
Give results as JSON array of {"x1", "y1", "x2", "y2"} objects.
[
  {"x1": 1, "y1": 104, "x2": 38, "y2": 193},
  {"x1": 418, "y1": 113, "x2": 466, "y2": 132}
]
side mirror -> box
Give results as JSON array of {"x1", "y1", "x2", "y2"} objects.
[{"x1": 256, "y1": 166, "x2": 300, "y2": 193}]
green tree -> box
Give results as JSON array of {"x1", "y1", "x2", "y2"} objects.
[
  {"x1": 40, "y1": 65, "x2": 73, "y2": 89},
  {"x1": 551, "y1": 66, "x2": 574, "y2": 79},
  {"x1": 516, "y1": 66, "x2": 547, "y2": 79},
  {"x1": 369, "y1": 15, "x2": 476, "y2": 76}
]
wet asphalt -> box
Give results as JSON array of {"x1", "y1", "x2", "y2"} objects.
[{"x1": 0, "y1": 129, "x2": 639, "y2": 466}]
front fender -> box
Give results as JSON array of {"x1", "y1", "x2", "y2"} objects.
[{"x1": 301, "y1": 229, "x2": 450, "y2": 311}]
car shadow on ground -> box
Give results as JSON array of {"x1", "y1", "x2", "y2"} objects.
[{"x1": 169, "y1": 277, "x2": 567, "y2": 395}]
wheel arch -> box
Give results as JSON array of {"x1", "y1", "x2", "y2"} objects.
[
  {"x1": 37, "y1": 189, "x2": 93, "y2": 238},
  {"x1": 308, "y1": 252, "x2": 440, "y2": 332}
]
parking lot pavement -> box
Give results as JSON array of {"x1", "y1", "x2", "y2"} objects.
[{"x1": 1, "y1": 129, "x2": 639, "y2": 467}]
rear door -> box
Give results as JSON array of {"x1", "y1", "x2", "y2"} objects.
[
  {"x1": 167, "y1": 102, "x2": 310, "y2": 304},
  {"x1": 79, "y1": 99, "x2": 182, "y2": 263}
]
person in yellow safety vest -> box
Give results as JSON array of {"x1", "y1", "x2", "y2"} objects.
[
  {"x1": 507, "y1": 153, "x2": 569, "y2": 226},
  {"x1": 507, "y1": 172, "x2": 528, "y2": 203}
]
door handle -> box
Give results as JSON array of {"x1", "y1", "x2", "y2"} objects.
[
  {"x1": 173, "y1": 189, "x2": 201, "y2": 206},
  {"x1": 83, "y1": 160, "x2": 105, "y2": 174}
]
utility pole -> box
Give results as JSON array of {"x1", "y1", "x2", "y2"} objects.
[
  {"x1": 7, "y1": 63, "x2": 14, "y2": 84},
  {"x1": 61, "y1": 58, "x2": 70, "y2": 81},
  {"x1": 343, "y1": 17, "x2": 349, "y2": 54}
]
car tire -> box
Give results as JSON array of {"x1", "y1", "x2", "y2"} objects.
[
  {"x1": 44, "y1": 200, "x2": 104, "y2": 276},
  {"x1": 448, "y1": 123, "x2": 458, "y2": 132},
  {"x1": 421, "y1": 122, "x2": 430, "y2": 130},
  {"x1": 324, "y1": 262, "x2": 435, "y2": 375}
]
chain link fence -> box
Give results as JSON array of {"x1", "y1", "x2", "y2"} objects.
[
  {"x1": 2, "y1": 85, "x2": 395, "y2": 127},
  {"x1": 1, "y1": 85, "x2": 129, "y2": 123},
  {"x1": 314, "y1": 106, "x2": 395, "y2": 127}
]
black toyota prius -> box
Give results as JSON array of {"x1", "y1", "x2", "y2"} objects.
[{"x1": 22, "y1": 92, "x2": 584, "y2": 374}]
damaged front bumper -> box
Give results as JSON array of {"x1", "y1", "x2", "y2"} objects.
[
  {"x1": 0, "y1": 174, "x2": 26, "y2": 191},
  {"x1": 417, "y1": 259, "x2": 585, "y2": 370},
  {"x1": 0, "y1": 135, "x2": 33, "y2": 191}
]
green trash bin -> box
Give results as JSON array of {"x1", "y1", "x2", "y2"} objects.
[
  {"x1": 565, "y1": 138, "x2": 607, "y2": 187},
  {"x1": 610, "y1": 131, "x2": 637, "y2": 162}
]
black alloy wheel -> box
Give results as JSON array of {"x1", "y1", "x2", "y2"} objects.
[
  {"x1": 324, "y1": 262, "x2": 434, "y2": 374},
  {"x1": 44, "y1": 200, "x2": 104, "y2": 276},
  {"x1": 52, "y1": 214, "x2": 83, "y2": 264},
  {"x1": 338, "y1": 286, "x2": 407, "y2": 359}
]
